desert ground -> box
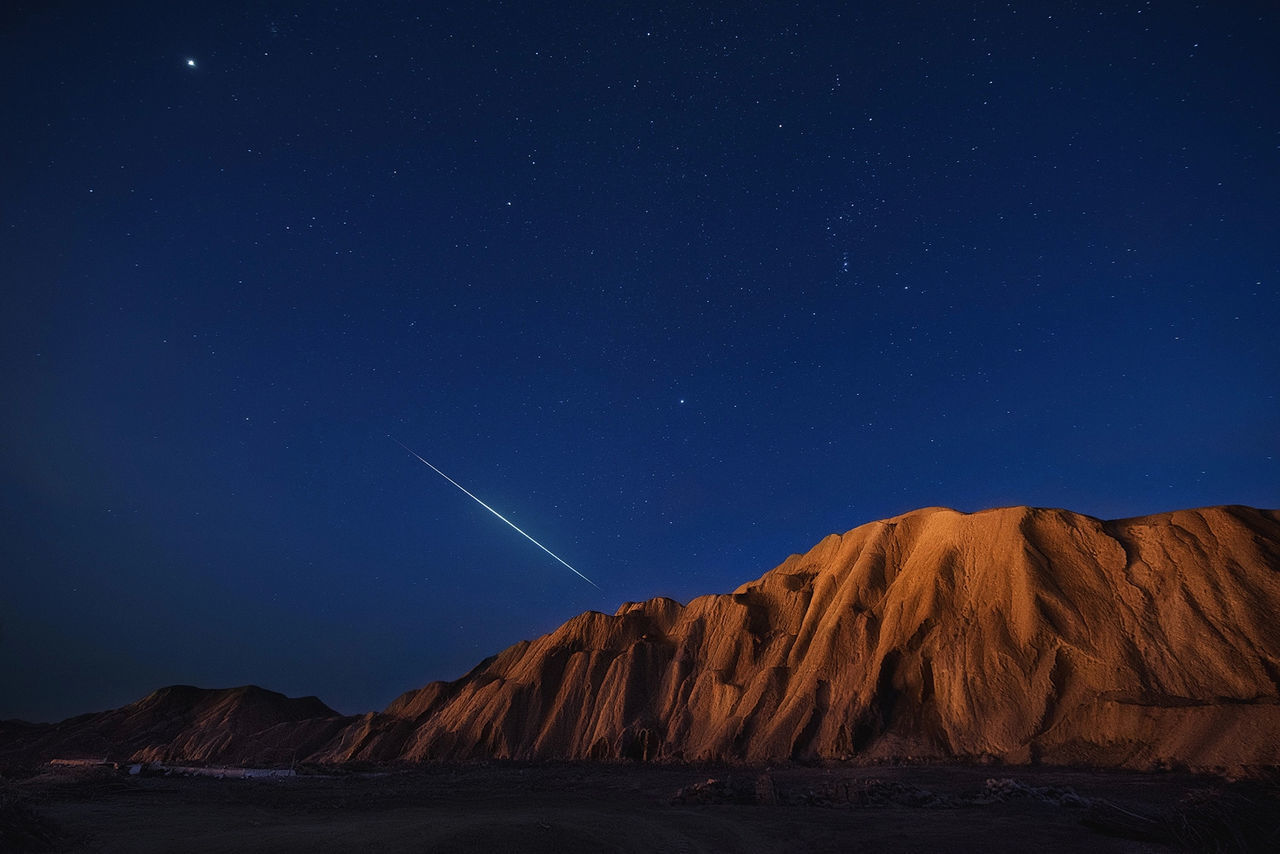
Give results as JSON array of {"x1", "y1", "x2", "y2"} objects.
[{"x1": 5, "y1": 761, "x2": 1277, "y2": 853}]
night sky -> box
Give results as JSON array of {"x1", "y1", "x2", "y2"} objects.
[{"x1": 3, "y1": 2, "x2": 1277, "y2": 723}]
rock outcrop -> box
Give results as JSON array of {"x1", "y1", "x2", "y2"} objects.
[
  {"x1": 318, "y1": 505, "x2": 1280, "y2": 772},
  {"x1": 5, "y1": 505, "x2": 1279, "y2": 774},
  {"x1": 0, "y1": 685, "x2": 343, "y2": 768}
]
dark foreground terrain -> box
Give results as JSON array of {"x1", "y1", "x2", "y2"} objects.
[{"x1": 4, "y1": 762, "x2": 1278, "y2": 853}]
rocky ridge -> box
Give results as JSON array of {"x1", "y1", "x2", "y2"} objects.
[{"x1": 4, "y1": 505, "x2": 1278, "y2": 774}]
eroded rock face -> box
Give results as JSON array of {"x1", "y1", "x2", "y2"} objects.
[
  {"x1": 6, "y1": 505, "x2": 1278, "y2": 773},
  {"x1": 324, "y1": 505, "x2": 1280, "y2": 772}
]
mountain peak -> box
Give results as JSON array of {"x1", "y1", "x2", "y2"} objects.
[
  {"x1": 342, "y1": 503, "x2": 1280, "y2": 771},
  {"x1": 5, "y1": 505, "x2": 1278, "y2": 775}
]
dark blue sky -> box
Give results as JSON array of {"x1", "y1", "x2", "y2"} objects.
[{"x1": 3, "y1": 1, "x2": 1277, "y2": 722}]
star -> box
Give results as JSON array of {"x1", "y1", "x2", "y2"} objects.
[{"x1": 186, "y1": 58, "x2": 197, "y2": 68}]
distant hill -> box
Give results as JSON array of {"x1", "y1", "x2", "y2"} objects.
[
  {"x1": 6, "y1": 505, "x2": 1279, "y2": 775},
  {"x1": 0, "y1": 685, "x2": 344, "y2": 768}
]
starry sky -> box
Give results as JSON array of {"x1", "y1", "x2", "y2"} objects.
[{"x1": 3, "y1": 1, "x2": 1277, "y2": 723}]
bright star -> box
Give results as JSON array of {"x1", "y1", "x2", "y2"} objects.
[{"x1": 186, "y1": 58, "x2": 197, "y2": 68}]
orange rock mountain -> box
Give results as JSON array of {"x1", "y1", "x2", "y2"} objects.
[{"x1": 5, "y1": 505, "x2": 1279, "y2": 774}]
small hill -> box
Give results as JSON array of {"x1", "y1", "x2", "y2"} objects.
[{"x1": 0, "y1": 685, "x2": 341, "y2": 769}]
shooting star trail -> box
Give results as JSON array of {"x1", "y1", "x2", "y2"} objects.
[{"x1": 391, "y1": 436, "x2": 600, "y2": 590}]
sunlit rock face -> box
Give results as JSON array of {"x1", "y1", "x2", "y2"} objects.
[
  {"x1": 5, "y1": 505, "x2": 1278, "y2": 775},
  {"x1": 330, "y1": 505, "x2": 1280, "y2": 773}
]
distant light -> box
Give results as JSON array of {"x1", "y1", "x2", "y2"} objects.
[{"x1": 186, "y1": 58, "x2": 197, "y2": 68}]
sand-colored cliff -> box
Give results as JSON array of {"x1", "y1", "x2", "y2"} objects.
[
  {"x1": 5, "y1": 505, "x2": 1278, "y2": 774},
  {"x1": 322, "y1": 505, "x2": 1280, "y2": 773}
]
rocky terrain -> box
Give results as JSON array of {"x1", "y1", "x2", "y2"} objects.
[
  {"x1": 4, "y1": 505, "x2": 1279, "y2": 776},
  {"x1": 10, "y1": 762, "x2": 1279, "y2": 853},
  {"x1": 0, "y1": 686, "x2": 342, "y2": 769}
]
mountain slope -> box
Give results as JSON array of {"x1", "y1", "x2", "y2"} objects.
[
  {"x1": 5, "y1": 505, "x2": 1278, "y2": 774},
  {"x1": 328, "y1": 504, "x2": 1280, "y2": 772},
  {"x1": 0, "y1": 685, "x2": 341, "y2": 767}
]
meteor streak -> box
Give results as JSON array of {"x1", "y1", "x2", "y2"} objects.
[{"x1": 391, "y1": 436, "x2": 600, "y2": 589}]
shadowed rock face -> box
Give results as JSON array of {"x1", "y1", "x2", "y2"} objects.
[
  {"x1": 0, "y1": 686, "x2": 341, "y2": 767},
  {"x1": 5, "y1": 505, "x2": 1279, "y2": 774},
  {"x1": 323, "y1": 505, "x2": 1280, "y2": 772}
]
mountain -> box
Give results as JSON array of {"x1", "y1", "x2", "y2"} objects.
[
  {"x1": 0, "y1": 685, "x2": 343, "y2": 768},
  {"x1": 319, "y1": 505, "x2": 1280, "y2": 773},
  {"x1": 5, "y1": 505, "x2": 1279, "y2": 774}
]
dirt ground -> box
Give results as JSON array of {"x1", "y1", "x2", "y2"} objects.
[{"x1": 4, "y1": 762, "x2": 1277, "y2": 853}]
